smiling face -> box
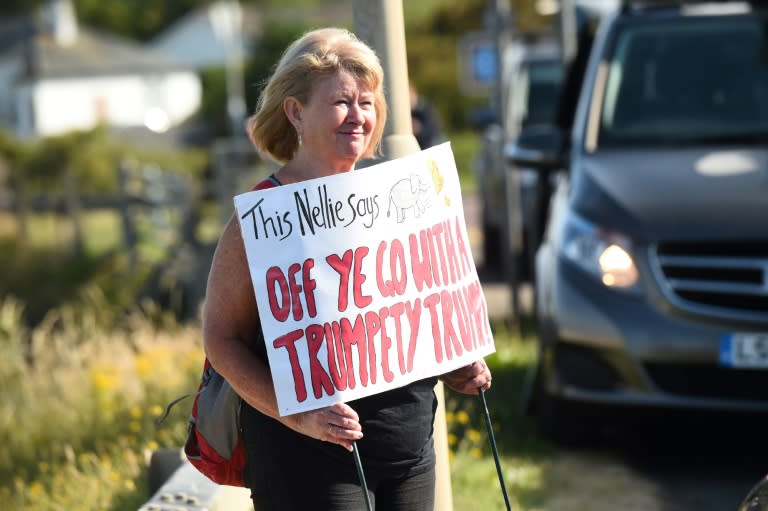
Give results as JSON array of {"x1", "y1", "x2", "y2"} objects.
[{"x1": 285, "y1": 70, "x2": 378, "y2": 174}]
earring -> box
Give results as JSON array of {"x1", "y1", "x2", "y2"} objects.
[{"x1": 297, "y1": 131, "x2": 303, "y2": 146}]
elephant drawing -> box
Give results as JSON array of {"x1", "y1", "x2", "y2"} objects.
[{"x1": 387, "y1": 174, "x2": 432, "y2": 223}]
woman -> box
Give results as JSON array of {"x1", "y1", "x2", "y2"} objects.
[{"x1": 203, "y1": 27, "x2": 492, "y2": 510}]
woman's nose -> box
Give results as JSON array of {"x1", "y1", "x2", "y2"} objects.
[{"x1": 347, "y1": 103, "x2": 365, "y2": 124}]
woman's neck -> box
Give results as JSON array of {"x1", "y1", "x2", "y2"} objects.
[{"x1": 276, "y1": 156, "x2": 355, "y2": 184}]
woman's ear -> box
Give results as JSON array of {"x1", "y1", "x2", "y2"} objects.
[{"x1": 283, "y1": 97, "x2": 303, "y2": 128}]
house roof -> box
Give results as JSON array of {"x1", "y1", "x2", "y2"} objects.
[
  {"x1": 0, "y1": 12, "x2": 193, "y2": 81},
  {"x1": 148, "y1": 2, "x2": 262, "y2": 70}
]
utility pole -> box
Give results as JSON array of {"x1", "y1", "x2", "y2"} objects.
[
  {"x1": 486, "y1": 0, "x2": 520, "y2": 326},
  {"x1": 210, "y1": 0, "x2": 246, "y2": 139},
  {"x1": 352, "y1": 2, "x2": 453, "y2": 509}
]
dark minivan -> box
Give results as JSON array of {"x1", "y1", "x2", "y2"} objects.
[{"x1": 510, "y1": 0, "x2": 768, "y2": 440}]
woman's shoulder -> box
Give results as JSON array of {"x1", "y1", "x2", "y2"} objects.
[{"x1": 252, "y1": 174, "x2": 282, "y2": 191}]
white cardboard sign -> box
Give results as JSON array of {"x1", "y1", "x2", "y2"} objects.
[{"x1": 234, "y1": 142, "x2": 495, "y2": 416}]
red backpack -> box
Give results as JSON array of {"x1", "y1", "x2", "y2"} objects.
[
  {"x1": 183, "y1": 175, "x2": 280, "y2": 486},
  {"x1": 183, "y1": 358, "x2": 247, "y2": 486}
]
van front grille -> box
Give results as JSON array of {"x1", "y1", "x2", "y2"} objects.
[{"x1": 652, "y1": 241, "x2": 768, "y2": 319}]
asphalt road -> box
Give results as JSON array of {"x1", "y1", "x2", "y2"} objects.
[{"x1": 463, "y1": 191, "x2": 767, "y2": 511}]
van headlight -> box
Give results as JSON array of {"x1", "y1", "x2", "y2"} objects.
[{"x1": 560, "y1": 211, "x2": 638, "y2": 289}]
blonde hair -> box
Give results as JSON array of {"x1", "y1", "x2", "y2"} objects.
[{"x1": 246, "y1": 27, "x2": 387, "y2": 163}]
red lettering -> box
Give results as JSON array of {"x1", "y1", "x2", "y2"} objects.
[
  {"x1": 377, "y1": 308, "x2": 394, "y2": 382},
  {"x1": 266, "y1": 266, "x2": 290, "y2": 322},
  {"x1": 341, "y1": 315, "x2": 367, "y2": 387},
  {"x1": 443, "y1": 219, "x2": 459, "y2": 284},
  {"x1": 468, "y1": 280, "x2": 491, "y2": 345},
  {"x1": 454, "y1": 216, "x2": 471, "y2": 278},
  {"x1": 376, "y1": 241, "x2": 395, "y2": 297},
  {"x1": 405, "y1": 299, "x2": 422, "y2": 373},
  {"x1": 353, "y1": 246, "x2": 372, "y2": 308},
  {"x1": 325, "y1": 322, "x2": 347, "y2": 391},
  {"x1": 389, "y1": 239, "x2": 408, "y2": 295},
  {"x1": 273, "y1": 330, "x2": 307, "y2": 402},
  {"x1": 430, "y1": 222, "x2": 449, "y2": 285},
  {"x1": 440, "y1": 289, "x2": 463, "y2": 360},
  {"x1": 453, "y1": 289, "x2": 473, "y2": 351},
  {"x1": 364, "y1": 311, "x2": 380, "y2": 384},
  {"x1": 288, "y1": 263, "x2": 304, "y2": 321},
  {"x1": 426, "y1": 227, "x2": 442, "y2": 286},
  {"x1": 388, "y1": 302, "x2": 407, "y2": 374},
  {"x1": 306, "y1": 324, "x2": 334, "y2": 399},
  {"x1": 461, "y1": 285, "x2": 479, "y2": 350},
  {"x1": 424, "y1": 293, "x2": 442, "y2": 363},
  {"x1": 303, "y1": 258, "x2": 318, "y2": 317},
  {"x1": 377, "y1": 239, "x2": 408, "y2": 298},
  {"x1": 327, "y1": 250, "x2": 353, "y2": 312},
  {"x1": 409, "y1": 230, "x2": 433, "y2": 291}
]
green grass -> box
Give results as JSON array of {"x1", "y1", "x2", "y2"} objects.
[{"x1": 448, "y1": 321, "x2": 554, "y2": 510}]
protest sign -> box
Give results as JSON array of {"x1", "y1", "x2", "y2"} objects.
[{"x1": 234, "y1": 142, "x2": 495, "y2": 416}]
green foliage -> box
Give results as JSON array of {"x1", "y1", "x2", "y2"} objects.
[
  {"x1": 14, "y1": 128, "x2": 208, "y2": 195},
  {"x1": 198, "y1": 67, "x2": 230, "y2": 138},
  {"x1": 0, "y1": 127, "x2": 210, "y2": 327},
  {"x1": 243, "y1": 20, "x2": 311, "y2": 110},
  {"x1": 198, "y1": 20, "x2": 310, "y2": 139},
  {"x1": 447, "y1": 130, "x2": 479, "y2": 193},
  {"x1": 75, "y1": 0, "x2": 210, "y2": 42},
  {"x1": 404, "y1": 0, "x2": 489, "y2": 132},
  {"x1": 0, "y1": 294, "x2": 202, "y2": 511}
]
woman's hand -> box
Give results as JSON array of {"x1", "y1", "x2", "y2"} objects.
[
  {"x1": 283, "y1": 402, "x2": 363, "y2": 452},
  {"x1": 440, "y1": 359, "x2": 492, "y2": 395}
]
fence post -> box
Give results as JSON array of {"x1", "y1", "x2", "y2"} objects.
[
  {"x1": 116, "y1": 160, "x2": 138, "y2": 272},
  {"x1": 63, "y1": 166, "x2": 83, "y2": 257}
]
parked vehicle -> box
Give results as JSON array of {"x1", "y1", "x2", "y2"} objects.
[
  {"x1": 509, "y1": 0, "x2": 768, "y2": 442},
  {"x1": 738, "y1": 474, "x2": 768, "y2": 511},
  {"x1": 474, "y1": 35, "x2": 563, "y2": 279}
]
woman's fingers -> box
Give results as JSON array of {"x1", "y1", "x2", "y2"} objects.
[
  {"x1": 444, "y1": 360, "x2": 493, "y2": 394},
  {"x1": 290, "y1": 404, "x2": 363, "y2": 452}
]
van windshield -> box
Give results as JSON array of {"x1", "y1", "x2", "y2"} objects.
[{"x1": 598, "y1": 15, "x2": 768, "y2": 147}]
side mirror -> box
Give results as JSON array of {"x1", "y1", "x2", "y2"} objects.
[
  {"x1": 737, "y1": 474, "x2": 768, "y2": 511},
  {"x1": 505, "y1": 124, "x2": 564, "y2": 172}
]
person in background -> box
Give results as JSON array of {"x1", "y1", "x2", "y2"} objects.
[
  {"x1": 410, "y1": 83, "x2": 443, "y2": 150},
  {"x1": 202, "y1": 27, "x2": 492, "y2": 511}
]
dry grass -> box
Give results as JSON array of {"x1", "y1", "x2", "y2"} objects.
[{"x1": 0, "y1": 293, "x2": 202, "y2": 511}]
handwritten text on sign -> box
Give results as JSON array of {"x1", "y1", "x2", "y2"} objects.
[{"x1": 234, "y1": 143, "x2": 495, "y2": 416}]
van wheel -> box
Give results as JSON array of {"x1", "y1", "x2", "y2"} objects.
[{"x1": 147, "y1": 448, "x2": 184, "y2": 496}]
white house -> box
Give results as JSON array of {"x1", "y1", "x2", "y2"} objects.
[
  {"x1": 148, "y1": 1, "x2": 260, "y2": 72},
  {"x1": 0, "y1": 0, "x2": 202, "y2": 139}
]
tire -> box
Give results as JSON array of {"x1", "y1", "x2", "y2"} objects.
[
  {"x1": 147, "y1": 448, "x2": 184, "y2": 496},
  {"x1": 531, "y1": 336, "x2": 599, "y2": 447}
]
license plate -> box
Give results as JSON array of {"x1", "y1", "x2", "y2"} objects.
[{"x1": 720, "y1": 333, "x2": 768, "y2": 368}]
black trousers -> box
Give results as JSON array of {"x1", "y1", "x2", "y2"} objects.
[{"x1": 241, "y1": 404, "x2": 436, "y2": 511}]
